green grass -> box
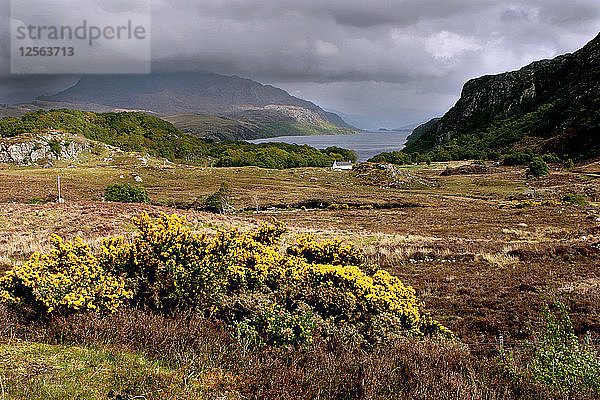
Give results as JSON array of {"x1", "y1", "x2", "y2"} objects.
[{"x1": 0, "y1": 340, "x2": 233, "y2": 399}]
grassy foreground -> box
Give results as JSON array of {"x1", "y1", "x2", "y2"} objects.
[
  {"x1": 0, "y1": 340, "x2": 234, "y2": 399},
  {"x1": 1, "y1": 158, "x2": 600, "y2": 398}
]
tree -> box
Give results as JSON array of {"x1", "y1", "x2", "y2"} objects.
[
  {"x1": 105, "y1": 183, "x2": 150, "y2": 203},
  {"x1": 203, "y1": 182, "x2": 233, "y2": 213},
  {"x1": 527, "y1": 157, "x2": 550, "y2": 178}
]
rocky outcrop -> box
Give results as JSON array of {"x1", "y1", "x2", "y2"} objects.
[
  {"x1": 405, "y1": 32, "x2": 600, "y2": 157},
  {"x1": 0, "y1": 131, "x2": 90, "y2": 165}
]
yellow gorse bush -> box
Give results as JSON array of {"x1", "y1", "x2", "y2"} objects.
[
  {"x1": 499, "y1": 199, "x2": 563, "y2": 209},
  {"x1": 0, "y1": 212, "x2": 450, "y2": 344},
  {"x1": 287, "y1": 234, "x2": 364, "y2": 266},
  {"x1": 102, "y1": 214, "x2": 291, "y2": 310},
  {"x1": 303, "y1": 264, "x2": 421, "y2": 331},
  {"x1": 0, "y1": 235, "x2": 131, "y2": 314},
  {"x1": 327, "y1": 203, "x2": 351, "y2": 210}
]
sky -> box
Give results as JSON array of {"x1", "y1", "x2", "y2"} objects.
[{"x1": 1, "y1": 0, "x2": 599, "y2": 129}]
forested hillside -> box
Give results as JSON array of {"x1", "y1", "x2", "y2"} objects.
[{"x1": 0, "y1": 109, "x2": 355, "y2": 168}]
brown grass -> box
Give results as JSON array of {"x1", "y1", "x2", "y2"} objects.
[
  {"x1": 0, "y1": 305, "x2": 583, "y2": 400},
  {"x1": 1, "y1": 162, "x2": 600, "y2": 398}
]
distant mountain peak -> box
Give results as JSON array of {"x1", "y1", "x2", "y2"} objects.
[{"x1": 36, "y1": 72, "x2": 354, "y2": 130}]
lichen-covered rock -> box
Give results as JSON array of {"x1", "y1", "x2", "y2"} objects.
[{"x1": 0, "y1": 131, "x2": 90, "y2": 165}]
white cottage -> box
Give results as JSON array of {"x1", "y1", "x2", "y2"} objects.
[{"x1": 332, "y1": 161, "x2": 353, "y2": 170}]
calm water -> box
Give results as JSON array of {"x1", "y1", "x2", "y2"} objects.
[{"x1": 248, "y1": 130, "x2": 411, "y2": 162}]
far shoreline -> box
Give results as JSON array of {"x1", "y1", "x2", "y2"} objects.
[{"x1": 247, "y1": 129, "x2": 411, "y2": 162}]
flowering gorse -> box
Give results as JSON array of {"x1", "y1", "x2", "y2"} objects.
[
  {"x1": 0, "y1": 235, "x2": 131, "y2": 315},
  {"x1": 499, "y1": 199, "x2": 563, "y2": 209},
  {"x1": 0, "y1": 212, "x2": 451, "y2": 345}
]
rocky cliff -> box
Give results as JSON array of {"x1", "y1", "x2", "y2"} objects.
[{"x1": 404, "y1": 32, "x2": 600, "y2": 158}]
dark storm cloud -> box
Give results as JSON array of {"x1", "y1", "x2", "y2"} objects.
[{"x1": 1, "y1": 0, "x2": 599, "y2": 128}]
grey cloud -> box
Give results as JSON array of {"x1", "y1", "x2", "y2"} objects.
[{"x1": 0, "y1": 0, "x2": 599, "y2": 128}]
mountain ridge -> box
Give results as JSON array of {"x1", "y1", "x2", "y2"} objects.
[
  {"x1": 404, "y1": 32, "x2": 600, "y2": 159},
  {"x1": 36, "y1": 72, "x2": 354, "y2": 129},
  {"x1": 1, "y1": 72, "x2": 355, "y2": 141}
]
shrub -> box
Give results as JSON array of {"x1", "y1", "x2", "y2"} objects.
[
  {"x1": 101, "y1": 213, "x2": 449, "y2": 345},
  {"x1": 48, "y1": 139, "x2": 62, "y2": 156},
  {"x1": 100, "y1": 213, "x2": 292, "y2": 311},
  {"x1": 0, "y1": 235, "x2": 131, "y2": 316},
  {"x1": 563, "y1": 193, "x2": 588, "y2": 206},
  {"x1": 202, "y1": 182, "x2": 233, "y2": 213},
  {"x1": 287, "y1": 234, "x2": 364, "y2": 266},
  {"x1": 27, "y1": 197, "x2": 46, "y2": 205},
  {"x1": 499, "y1": 199, "x2": 563, "y2": 209},
  {"x1": 0, "y1": 212, "x2": 450, "y2": 346},
  {"x1": 327, "y1": 203, "x2": 350, "y2": 210},
  {"x1": 528, "y1": 299, "x2": 600, "y2": 396},
  {"x1": 232, "y1": 302, "x2": 315, "y2": 347},
  {"x1": 541, "y1": 153, "x2": 561, "y2": 164},
  {"x1": 105, "y1": 183, "x2": 150, "y2": 203},
  {"x1": 527, "y1": 157, "x2": 550, "y2": 178},
  {"x1": 503, "y1": 152, "x2": 532, "y2": 166},
  {"x1": 564, "y1": 158, "x2": 575, "y2": 169}
]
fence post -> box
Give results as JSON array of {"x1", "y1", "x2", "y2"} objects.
[{"x1": 57, "y1": 175, "x2": 64, "y2": 203}]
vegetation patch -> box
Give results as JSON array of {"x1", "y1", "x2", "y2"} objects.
[
  {"x1": 0, "y1": 109, "x2": 355, "y2": 169},
  {"x1": 504, "y1": 299, "x2": 600, "y2": 398},
  {"x1": 499, "y1": 199, "x2": 563, "y2": 209},
  {"x1": 0, "y1": 340, "x2": 222, "y2": 399},
  {"x1": 527, "y1": 157, "x2": 550, "y2": 178},
  {"x1": 0, "y1": 235, "x2": 131, "y2": 316},
  {"x1": 199, "y1": 182, "x2": 233, "y2": 213},
  {"x1": 0, "y1": 213, "x2": 450, "y2": 346},
  {"x1": 563, "y1": 193, "x2": 589, "y2": 206},
  {"x1": 105, "y1": 183, "x2": 151, "y2": 204}
]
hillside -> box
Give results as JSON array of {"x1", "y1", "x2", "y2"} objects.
[
  {"x1": 404, "y1": 32, "x2": 600, "y2": 160},
  {"x1": 0, "y1": 109, "x2": 355, "y2": 169},
  {"x1": 165, "y1": 105, "x2": 355, "y2": 141}
]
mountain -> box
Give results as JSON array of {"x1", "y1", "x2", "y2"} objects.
[
  {"x1": 404, "y1": 32, "x2": 600, "y2": 159},
  {"x1": 29, "y1": 72, "x2": 355, "y2": 140},
  {"x1": 404, "y1": 118, "x2": 439, "y2": 142}
]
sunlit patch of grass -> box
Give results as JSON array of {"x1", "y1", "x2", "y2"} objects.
[
  {"x1": 0, "y1": 340, "x2": 237, "y2": 400},
  {"x1": 501, "y1": 226, "x2": 570, "y2": 242},
  {"x1": 477, "y1": 251, "x2": 519, "y2": 268}
]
